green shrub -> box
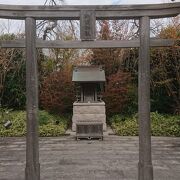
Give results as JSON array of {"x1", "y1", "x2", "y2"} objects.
[
  {"x1": 0, "y1": 110, "x2": 26, "y2": 137},
  {"x1": 39, "y1": 123, "x2": 66, "y2": 137},
  {"x1": 151, "y1": 112, "x2": 180, "y2": 136},
  {"x1": 111, "y1": 112, "x2": 180, "y2": 136},
  {"x1": 111, "y1": 115, "x2": 138, "y2": 136},
  {"x1": 0, "y1": 110, "x2": 69, "y2": 137}
]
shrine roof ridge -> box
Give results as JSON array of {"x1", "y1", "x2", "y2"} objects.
[{"x1": 72, "y1": 65, "x2": 106, "y2": 82}]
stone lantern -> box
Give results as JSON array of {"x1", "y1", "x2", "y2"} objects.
[{"x1": 72, "y1": 66, "x2": 106, "y2": 132}]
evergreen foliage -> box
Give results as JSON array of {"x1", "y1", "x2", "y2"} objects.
[
  {"x1": 111, "y1": 112, "x2": 180, "y2": 136},
  {"x1": 0, "y1": 110, "x2": 68, "y2": 137}
]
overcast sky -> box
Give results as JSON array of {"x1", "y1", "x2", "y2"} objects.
[
  {"x1": 0, "y1": 0, "x2": 179, "y2": 34},
  {"x1": 0, "y1": 0, "x2": 180, "y2": 5}
]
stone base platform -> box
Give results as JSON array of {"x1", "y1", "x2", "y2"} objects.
[{"x1": 72, "y1": 101, "x2": 106, "y2": 131}]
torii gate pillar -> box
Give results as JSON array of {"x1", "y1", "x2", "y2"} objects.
[{"x1": 138, "y1": 16, "x2": 153, "y2": 180}]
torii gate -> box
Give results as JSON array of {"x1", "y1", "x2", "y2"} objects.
[{"x1": 0, "y1": 3, "x2": 180, "y2": 180}]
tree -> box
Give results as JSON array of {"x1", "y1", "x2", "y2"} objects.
[
  {"x1": 103, "y1": 71, "x2": 131, "y2": 115},
  {"x1": 90, "y1": 20, "x2": 122, "y2": 76},
  {"x1": 40, "y1": 66, "x2": 75, "y2": 114},
  {"x1": 89, "y1": 21, "x2": 133, "y2": 115},
  {"x1": 0, "y1": 34, "x2": 26, "y2": 108},
  {"x1": 150, "y1": 22, "x2": 180, "y2": 114}
]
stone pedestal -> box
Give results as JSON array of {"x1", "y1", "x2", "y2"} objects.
[{"x1": 72, "y1": 101, "x2": 106, "y2": 131}]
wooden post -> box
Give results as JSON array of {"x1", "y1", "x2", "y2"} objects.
[
  {"x1": 25, "y1": 17, "x2": 40, "y2": 180},
  {"x1": 138, "y1": 16, "x2": 153, "y2": 180}
]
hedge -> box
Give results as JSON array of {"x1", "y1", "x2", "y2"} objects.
[
  {"x1": 1, "y1": 110, "x2": 179, "y2": 137},
  {"x1": 0, "y1": 110, "x2": 69, "y2": 137},
  {"x1": 110, "y1": 112, "x2": 180, "y2": 136}
]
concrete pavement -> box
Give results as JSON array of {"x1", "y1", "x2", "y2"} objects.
[{"x1": 0, "y1": 136, "x2": 180, "y2": 180}]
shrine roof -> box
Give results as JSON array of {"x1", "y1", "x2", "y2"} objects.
[{"x1": 72, "y1": 66, "x2": 106, "y2": 82}]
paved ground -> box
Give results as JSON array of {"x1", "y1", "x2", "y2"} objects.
[{"x1": 0, "y1": 136, "x2": 180, "y2": 180}]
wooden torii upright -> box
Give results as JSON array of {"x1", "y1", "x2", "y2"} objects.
[{"x1": 0, "y1": 3, "x2": 180, "y2": 180}]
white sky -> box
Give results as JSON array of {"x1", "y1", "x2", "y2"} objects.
[
  {"x1": 0, "y1": 0, "x2": 179, "y2": 5},
  {"x1": 0, "y1": 0, "x2": 179, "y2": 34}
]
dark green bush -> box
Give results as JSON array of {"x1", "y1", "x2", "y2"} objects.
[
  {"x1": 0, "y1": 110, "x2": 69, "y2": 137},
  {"x1": 0, "y1": 34, "x2": 26, "y2": 109},
  {"x1": 2, "y1": 59, "x2": 26, "y2": 109},
  {"x1": 111, "y1": 112, "x2": 180, "y2": 136},
  {"x1": 122, "y1": 84, "x2": 138, "y2": 115}
]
